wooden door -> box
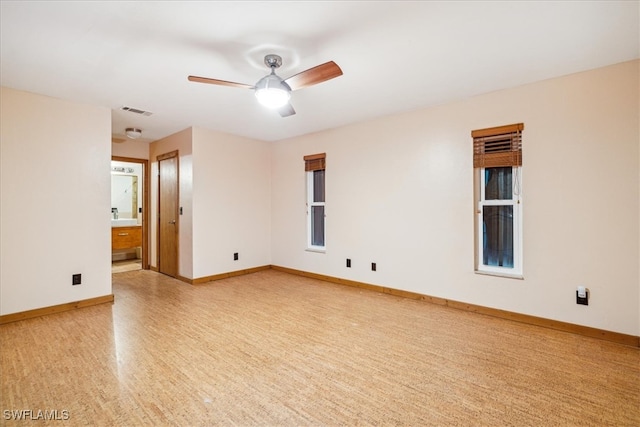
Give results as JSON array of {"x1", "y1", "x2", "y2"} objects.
[{"x1": 158, "y1": 151, "x2": 179, "y2": 278}]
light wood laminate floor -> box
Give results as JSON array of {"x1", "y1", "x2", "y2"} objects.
[{"x1": 1, "y1": 269, "x2": 638, "y2": 426}]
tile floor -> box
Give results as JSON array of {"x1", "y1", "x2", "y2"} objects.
[{"x1": 111, "y1": 258, "x2": 142, "y2": 274}]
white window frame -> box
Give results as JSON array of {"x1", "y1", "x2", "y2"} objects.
[
  {"x1": 306, "y1": 169, "x2": 326, "y2": 252},
  {"x1": 476, "y1": 166, "x2": 523, "y2": 278}
]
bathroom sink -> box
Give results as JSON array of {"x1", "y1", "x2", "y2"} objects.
[{"x1": 111, "y1": 218, "x2": 138, "y2": 227}]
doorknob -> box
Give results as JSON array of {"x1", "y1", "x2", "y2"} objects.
[{"x1": 168, "y1": 220, "x2": 176, "y2": 224}]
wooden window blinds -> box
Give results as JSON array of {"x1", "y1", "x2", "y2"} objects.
[
  {"x1": 472, "y1": 123, "x2": 523, "y2": 168},
  {"x1": 304, "y1": 153, "x2": 326, "y2": 171}
]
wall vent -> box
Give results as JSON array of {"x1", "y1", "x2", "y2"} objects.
[{"x1": 120, "y1": 106, "x2": 153, "y2": 116}]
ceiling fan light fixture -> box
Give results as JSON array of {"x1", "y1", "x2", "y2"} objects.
[
  {"x1": 125, "y1": 127, "x2": 142, "y2": 139},
  {"x1": 254, "y1": 74, "x2": 291, "y2": 109}
]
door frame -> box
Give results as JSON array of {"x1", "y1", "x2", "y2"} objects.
[
  {"x1": 156, "y1": 150, "x2": 179, "y2": 277},
  {"x1": 111, "y1": 155, "x2": 150, "y2": 270}
]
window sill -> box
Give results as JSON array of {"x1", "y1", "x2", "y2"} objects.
[
  {"x1": 475, "y1": 270, "x2": 524, "y2": 280},
  {"x1": 305, "y1": 248, "x2": 326, "y2": 254}
]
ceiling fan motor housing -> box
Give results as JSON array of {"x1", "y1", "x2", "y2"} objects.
[{"x1": 264, "y1": 54, "x2": 283, "y2": 69}]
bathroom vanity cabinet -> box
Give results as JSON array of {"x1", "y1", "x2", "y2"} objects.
[{"x1": 111, "y1": 226, "x2": 142, "y2": 250}]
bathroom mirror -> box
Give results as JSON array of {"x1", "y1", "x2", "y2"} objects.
[{"x1": 111, "y1": 174, "x2": 138, "y2": 219}]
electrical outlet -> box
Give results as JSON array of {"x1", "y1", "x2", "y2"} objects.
[
  {"x1": 576, "y1": 290, "x2": 588, "y2": 305},
  {"x1": 371, "y1": 262, "x2": 376, "y2": 272},
  {"x1": 233, "y1": 252, "x2": 239, "y2": 261},
  {"x1": 72, "y1": 274, "x2": 81, "y2": 286},
  {"x1": 346, "y1": 259, "x2": 351, "y2": 268}
]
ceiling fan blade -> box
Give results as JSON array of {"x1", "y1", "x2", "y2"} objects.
[
  {"x1": 284, "y1": 61, "x2": 343, "y2": 91},
  {"x1": 188, "y1": 75, "x2": 253, "y2": 89},
  {"x1": 278, "y1": 103, "x2": 296, "y2": 118}
]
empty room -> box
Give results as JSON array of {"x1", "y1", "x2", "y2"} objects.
[{"x1": 1, "y1": 1, "x2": 639, "y2": 426}]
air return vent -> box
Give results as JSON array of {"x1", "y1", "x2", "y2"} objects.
[{"x1": 120, "y1": 106, "x2": 153, "y2": 116}]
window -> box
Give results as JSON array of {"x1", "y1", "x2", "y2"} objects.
[
  {"x1": 473, "y1": 124, "x2": 523, "y2": 277},
  {"x1": 304, "y1": 153, "x2": 326, "y2": 250}
]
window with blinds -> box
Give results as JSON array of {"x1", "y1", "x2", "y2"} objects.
[
  {"x1": 304, "y1": 153, "x2": 326, "y2": 250},
  {"x1": 472, "y1": 124, "x2": 524, "y2": 278}
]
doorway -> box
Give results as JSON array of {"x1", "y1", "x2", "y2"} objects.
[
  {"x1": 157, "y1": 150, "x2": 179, "y2": 278},
  {"x1": 111, "y1": 156, "x2": 149, "y2": 272}
]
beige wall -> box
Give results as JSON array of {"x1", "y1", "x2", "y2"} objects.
[
  {"x1": 271, "y1": 60, "x2": 639, "y2": 336},
  {"x1": 111, "y1": 139, "x2": 149, "y2": 160},
  {"x1": 191, "y1": 127, "x2": 271, "y2": 278},
  {"x1": 0, "y1": 87, "x2": 112, "y2": 315},
  {"x1": 147, "y1": 126, "x2": 271, "y2": 280}
]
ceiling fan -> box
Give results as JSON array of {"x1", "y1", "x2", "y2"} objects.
[{"x1": 188, "y1": 54, "x2": 343, "y2": 117}]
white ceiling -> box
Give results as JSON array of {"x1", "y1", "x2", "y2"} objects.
[{"x1": 1, "y1": 1, "x2": 638, "y2": 143}]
